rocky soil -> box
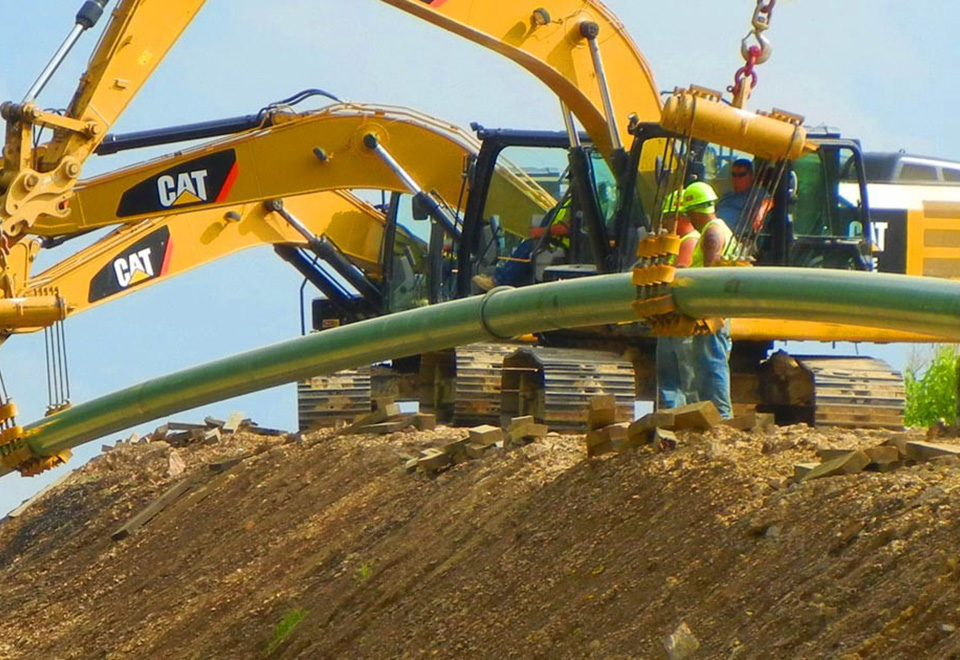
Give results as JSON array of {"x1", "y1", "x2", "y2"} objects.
[{"x1": 2, "y1": 421, "x2": 960, "y2": 659}]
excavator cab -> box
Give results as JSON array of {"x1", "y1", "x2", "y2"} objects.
[{"x1": 623, "y1": 123, "x2": 874, "y2": 272}]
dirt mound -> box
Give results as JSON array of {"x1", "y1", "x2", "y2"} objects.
[{"x1": 1, "y1": 422, "x2": 960, "y2": 659}]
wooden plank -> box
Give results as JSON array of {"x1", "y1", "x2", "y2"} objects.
[
  {"x1": 222, "y1": 411, "x2": 245, "y2": 434},
  {"x1": 6, "y1": 470, "x2": 74, "y2": 519},
  {"x1": 111, "y1": 478, "x2": 197, "y2": 541}
]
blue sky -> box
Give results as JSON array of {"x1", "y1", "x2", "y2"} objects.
[{"x1": 0, "y1": 0, "x2": 957, "y2": 514}]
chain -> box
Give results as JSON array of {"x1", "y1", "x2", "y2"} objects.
[{"x1": 728, "y1": 0, "x2": 777, "y2": 107}]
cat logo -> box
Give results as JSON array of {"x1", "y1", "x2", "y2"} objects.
[
  {"x1": 114, "y1": 248, "x2": 156, "y2": 287},
  {"x1": 116, "y1": 150, "x2": 238, "y2": 218},
  {"x1": 157, "y1": 170, "x2": 209, "y2": 208},
  {"x1": 89, "y1": 227, "x2": 171, "y2": 303}
]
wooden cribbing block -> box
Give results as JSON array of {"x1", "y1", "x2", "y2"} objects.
[
  {"x1": 357, "y1": 416, "x2": 414, "y2": 435},
  {"x1": 469, "y1": 424, "x2": 502, "y2": 447},
  {"x1": 208, "y1": 455, "x2": 248, "y2": 473},
  {"x1": 204, "y1": 416, "x2": 225, "y2": 429},
  {"x1": 654, "y1": 428, "x2": 678, "y2": 451},
  {"x1": 417, "y1": 448, "x2": 453, "y2": 473},
  {"x1": 585, "y1": 430, "x2": 613, "y2": 457},
  {"x1": 222, "y1": 411, "x2": 245, "y2": 434},
  {"x1": 799, "y1": 450, "x2": 870, "y2": 482},
  {"x1": 722, "y1": 411, "x2": 773, "y2": 432},
  {"x1": 168, "y1": 421, "x2": 207, "y2": 431},
  {"x1": 340, "y1": 403, "x2": 402, "y2": 435},
  {"x1": 466, "y1": 442, "x2": 492, "y2": 459},
  {"x1": 669, "y1": 401, "x2": 723, "y2": 431},
  {"x1": 111, "y1": 477, "x2": 198, "y2": 541},
  {"x1": 413, "y1": 413, "x2": 436, "y2": 431},
  {"x1": 865, "y1": 445, "x2": 901, "y2": 471},
  {"x1": 905, "y1": 441, "x2": 960, "y2": 463},
  {"x1": 793, "y1": 463, "x2": 819, "y2": 480},
  {"x1": 587, "y1": 395, "x2": 617, "y2": 431},
  {"x1": 627, "y1": 411, "x2": 675, "y2": 444},
  {"x1": 818, "y1": 448, "x2": 858, "y2": 462}
]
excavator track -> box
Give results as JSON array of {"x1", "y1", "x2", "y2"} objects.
[
  {"x1": 419, "y1": 343, "x2": 516, "y2": 426},
  {"x1": 501, "y1": 346, "x2": 635, "y2": 431},
  {"x1": 297, "y1": 367, "x2": 371, "y2": 431},
  {"x1": 760, "y1": 352, "x2": 905, "y2": 429}
]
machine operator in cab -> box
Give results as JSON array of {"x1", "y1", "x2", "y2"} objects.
[{"x1": 681, "y1": 182, "x2": 734, "y2": 418}]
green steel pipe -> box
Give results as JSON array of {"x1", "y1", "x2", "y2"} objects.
[
  {"x1": 12, "y1": 275, "x2": 638, "y2": 474},
  {"x1": 671, "y1": 268, "x2": 960, "y2": 339},
  {"x1": 10, "y1": 267, "x2": 960, "y2": 478}
]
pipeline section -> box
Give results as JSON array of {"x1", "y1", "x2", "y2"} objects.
[
  {"x1": 12, "y1": 275, "x2": 638, "y2": 472},
  {"x1": 8, "y1": 267, "x2": 960, "y2": 477}
]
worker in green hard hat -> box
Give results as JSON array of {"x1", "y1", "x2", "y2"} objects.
[
  {"x1": 656, "y1": 191, "x2": 700, "y2": 409},
  {"x1": 680, "y1": 181, "x2": 733, "y2": 418}
]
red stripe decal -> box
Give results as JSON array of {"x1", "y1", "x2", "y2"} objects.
[
  {"x1": 215, "y1": 161, "x2": 239, "y2": 203},
  {"x1": 160, "y1": 239, "x2": 173, "y2": 277}
]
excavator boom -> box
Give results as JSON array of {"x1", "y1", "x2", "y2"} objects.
[{"x1": 379, "y1": 0, "x2": 661, "y2": 160}]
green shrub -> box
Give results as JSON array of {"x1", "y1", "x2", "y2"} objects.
[
  {"x1": 904, "y1": 345, "x2": 958, "y2": 427},
  {"x1": 265, "y1": 608, "x2": 307, "y2": 655}
]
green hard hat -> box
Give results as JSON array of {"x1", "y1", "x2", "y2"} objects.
[
  {"x1": 661, "y1": 190, "x2": 683, "y2": 213},
  {"x1": 680, "y1": 181, "x2": 718, "y2": 213}
]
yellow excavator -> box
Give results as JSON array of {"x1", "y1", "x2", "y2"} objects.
[
  {"x1": 372, "y1": 0, "x2": 960, "y2": 429},
  {"x1": 1, "y1": 0, "x2": 952, "y2": 445}
]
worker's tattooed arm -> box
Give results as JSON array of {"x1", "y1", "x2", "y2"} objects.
[{"x1": 701, "y1": 226, "x2": 725, "y2": 266}]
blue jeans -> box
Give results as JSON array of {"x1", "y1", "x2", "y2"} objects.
[
  {"x1": 692, "y1": 320, "x2": 733, "y2": 418},
  {"x1": 495, "y1": 239, "x2": 535, "y2": 286},
  {"x1": 656, "y1": 336, "x2": 698, "y2": 409}
]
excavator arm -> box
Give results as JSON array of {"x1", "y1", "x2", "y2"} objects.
[
  {"x1": 7, "y1": 103, "x2": 555, "y2": 332},
  {"x1": 21, "y1": 190, "x2": 395, "y2": 326},
  {"x1": 35, "y1": 104, "x2": 552, "y2": 236},
  {"x1": 1, "y1": 0, "x2": 207, "y2": 240},
  {"x1": 379, "y1": 0, "x2": 662, "y2": 161}
]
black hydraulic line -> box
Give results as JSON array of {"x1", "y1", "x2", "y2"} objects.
[
  {"x1": 96, "y1": 114, "x2": 268, "y2": 155},
  {"x1": 273, "y1": 246, "x2": 371, "y2": 323},
  {"x1": 379, "y1": 193, "x2": 401, "y2": 313},
  {"x1": 306, "y1": 237, "x2": 383, "y2": 310}
]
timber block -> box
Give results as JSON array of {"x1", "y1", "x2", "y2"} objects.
[
  {"x1": 404, "y1": 457, "x2": 419, "y2": 473},
  {"x1": 522, "y1": 424, "x2": 549, "y2": 442},
  {"x1": 508, "y1": 415, "x2": 536, "y2": 432},
  {"x1": 627, "y1": 411, "x2": 675, "y2": 444},
  {"x1": 111, "y1": 477, "x2": 197, "y2": 541},
  {"x1": 793, "y1": 462, "x2": 820, "y2": 480},
  {"x1": 587, "y1": 395, "x2": 618, "y2": 431},
  {"x1": 357, "y1": 416, "x2": 414, "y2": 435},
  {"x1": 818, "y1": 448, "x2": 858, "y2": 462},
  {"x1": 585, "y1": 430, "x2": 614, "y2": 457},
  {"x1": 168, "y1": 421, "x2": 207, "y2": 431},
  {"x1": 469, "y1": 424, "x2": 502, "y2": 447},
  {"x1": 654, "y1": 428, "x2": 678, "y2": 451},
  {"x1": 209, "y1": 455, "x2": 248, "y2": 473},
  {"x1": 865, "y1": 445, "x2": 901, "y2": 469},
  {"x1": 413, "y1": 413, "x2": 437, "y2": 431},
  {"x1": 222, "y1": 411, "x2": 245, "y2": 434},
  {"x1": 417, "y1": 448, "x2": 453, "y2": 473},
  {"x1": 882, "y1": 434, "x2": 910, "y2": 457},
  {"x1": 723, "y1": 411, "x2": 774, "y2": 432},
  {"x1": 443, "y1": 439, "x2": 469, "y2": 463},
  {"x1": 507, "y1": 416, "x2": 535, "y2": 443},
  {"x1": 905, "y1": 441, "x2": 960, "y2": 463},
  {"x1": 341, "y1": 403, "x2": 403, "y2": 435},
  {"x1": 204, "y1": 416, "x2": 225, "y2": 429},
  {"x1": 202, "y1": 428, "x2": 221, "y2": 445},
  {"x1": 723, "y1": 413, "x2": 758, "y2": 431},
  {"x1": 466, "y1": 442, "x2": 492, "y2": 460},
  {"x1": 799, "y1": 450, "x2": 870, "y2": 482},
  {"x1": 669, "y1": 401, "x2": 723, "y2": 431}
]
